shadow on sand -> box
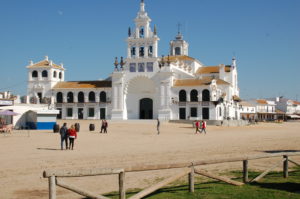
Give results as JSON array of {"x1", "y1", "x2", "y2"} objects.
[
  {"x1": 261, "y1": 150, "x2": 300, "y2": 153},
  {"x1": 37, "y1": 147, "x2": 61, "y2": 151}
]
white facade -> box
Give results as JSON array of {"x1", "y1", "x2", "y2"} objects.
[
  {"x1": 26, "y1": 0, "x2": 241, "y2": 121},
  {"x1": 53, "y1": 85, "x2": 112, "y2": 120}
]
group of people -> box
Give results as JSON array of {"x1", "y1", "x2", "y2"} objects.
[
  {"x1": 100, "y1": 120, "x2": 108, "y2": 133},
  {"x1": 195, "y1": 120, "x2": 207, "y2": 134},
  {"x1": 59, "y1": 119, "x2": 206, "y2": 149},
  {"x1": 59, "y1": 123, "x2": 77, "y2": 150}
]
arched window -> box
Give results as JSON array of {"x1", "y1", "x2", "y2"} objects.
[
  {"x1": 67, "y1": 92, "x2": 74, "y2": 103},
  {"x1": 53, "y1": 71, "x2": 57, "y2": 78},
  {"x1": 56, "y1": 92, "x2": 63, "y2": 103},
  {"x1": 139, "y1": 26, "x2": 144, "y2": 38},
  {"x1": 131, "y1": 46, "x2": 136, "y2": 56},
  {"x1": 42, "y1": 70, "x2": 48, "y2": 77},
  {"x1": 175, "y1": 47, "x2": 181, "y2": 55},
  {"x1": 78, "y1": 92, "x2": 84, "y2": 103},
  {"x1": 32, "y1": 71, "x2": 38, "y2": 78},
  {"x1": 179, "y1": 90, "x2": 187, "y2": 102},
  {"x1": 190, "y1": 90, "x2": 198, "y2": 102},
  {"x1": 59, "y1": 72, "x2": 62, "y2": 79},
  {"x1": 89, "y1": 91, "x2": 95, "y2": 102},
  {"x1": 148, "y1": 46, "x2": 153, "y2": 57},
  {"x1": 202, "y1": 89, "x2": 210, "y2": 101},
  {"x1": 100, "y1": 91, "x2": 106, "y2": 102}
]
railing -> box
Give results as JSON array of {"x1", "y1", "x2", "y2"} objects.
[
  {"x1": 43, "y1": 152, "x2": 300, "y2": 199},
  {"x1": 55, "y1": 101, "x2": 111, "y2": 106}
]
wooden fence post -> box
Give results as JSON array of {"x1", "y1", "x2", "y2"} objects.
[
  {"x1": 283, "y1": 155, "x2": 288, "y2": 178},
  {"x1": 243, "y1": 160, "x2": 248, "y2": 183},
  {"x1": 119, "y1": 171, "x2": 126, "y2": 199},
  {"x1": 49, "y1": 176, "x2": 56, "y2": 199},
  {"x1": 189, "y1": 165, "x2": 195, "y2": 193}
]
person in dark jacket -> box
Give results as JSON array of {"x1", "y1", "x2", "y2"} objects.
[
  {"x1": 59, "y1": 123, "x2": 68, "y2": 150},
  {"x1": 103, "y1": 120, "x2": 108, "y2": 133},
  {"x1": 157, "y1": 118, "x2": 160, "y2": 135},
  {"x1": 100, "y1": 120, "x2": 105, "y2": 133}
]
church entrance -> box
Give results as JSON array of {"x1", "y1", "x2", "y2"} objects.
[{"x1": 139, "y1": 98, "x2": 153, "y2": 119}]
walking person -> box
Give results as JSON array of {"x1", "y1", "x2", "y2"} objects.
[
  {"x1": 157, "y1": 118, "x2": 160, "y2": 135},
  {"x1": 103, "y1": 120, "x2": 108, "y2": 133},
  {"x1": 100, "y1": 120, "x2": 105, "y2": 133},
  {"x1": 59, "y1": 123, "x2": 69, "y2": 150},
  {"x1": 68, "y1": 125, "x2": 77, "y2": 150},
  {"x1": 200, "y1": 120, "x2": 207, "y2": 134},
  {"x1": 195, "y1": 120, "x2": 201, "y2": 134}
]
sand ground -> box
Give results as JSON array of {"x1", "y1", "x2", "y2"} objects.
[{"x1": 0, "y1": 120, "x2": 299, "y2": 199}]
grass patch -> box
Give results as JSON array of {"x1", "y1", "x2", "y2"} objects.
[{"x1": 104, "y1": 168, "x2": 300, "y2": 199}]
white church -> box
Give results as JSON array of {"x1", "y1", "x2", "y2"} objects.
[{"x1": 27, "y1": 0, "x2": 241, "y2": 121}]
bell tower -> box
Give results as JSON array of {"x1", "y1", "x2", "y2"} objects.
[
  {"x1": 170, "y1": 27, "x2": 189, "y2": 56},
  {"x1": 27, "y1": 56, "x2": 65, "y2": 104},
  {"x1": 127, "y1": 0, "x2": 159, "y2": 59},
  {"x1": 112, "y1": 0, "x2": 160, "y2": 120}
]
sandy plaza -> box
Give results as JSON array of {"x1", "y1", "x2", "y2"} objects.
[{"x1": 0, "y1": 121, "x2": 299, "y2": 199}]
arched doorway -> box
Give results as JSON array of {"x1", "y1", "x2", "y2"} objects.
[
  {"x1": 125, "y1": 76, "x2": 156, "y2": 119},
  {"x1": 140, "y1": 98, "x2": 153, "y2": 119}
]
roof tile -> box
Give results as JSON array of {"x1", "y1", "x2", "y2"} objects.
[
  {"x1": 27, "y1": 60, "x2": 64, "y2": 70},
  {"x1": 53, "y1": 81, "x2": 112, "y2": 89},
  {"x1": 173, "y1": 77, "x2": 230, "y2": 87}
]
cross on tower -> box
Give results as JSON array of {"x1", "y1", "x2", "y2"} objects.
[{"x1": 177, "y1": 23, "x2": 182, "y2": 34}]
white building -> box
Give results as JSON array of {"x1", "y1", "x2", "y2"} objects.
[
  {"x1": 239, "y1": 101, "x2": 256, "y2": 120},
  {"x1": 1, "y1": 91, "x2": 59, "y2": 129},
  {"x1": 26, "y1": 0, "x2": 241, "y2": 121},
  {"x1": 248, "y1": 99, "x2": 277, "y2": 121},
  {"x1": 271, "y1": 97, "x2": 300, "y2": 119}
]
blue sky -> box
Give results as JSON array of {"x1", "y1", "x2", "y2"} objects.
[{"x1": 0, "y1": 0, "x2": 299, "y2": 100}]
